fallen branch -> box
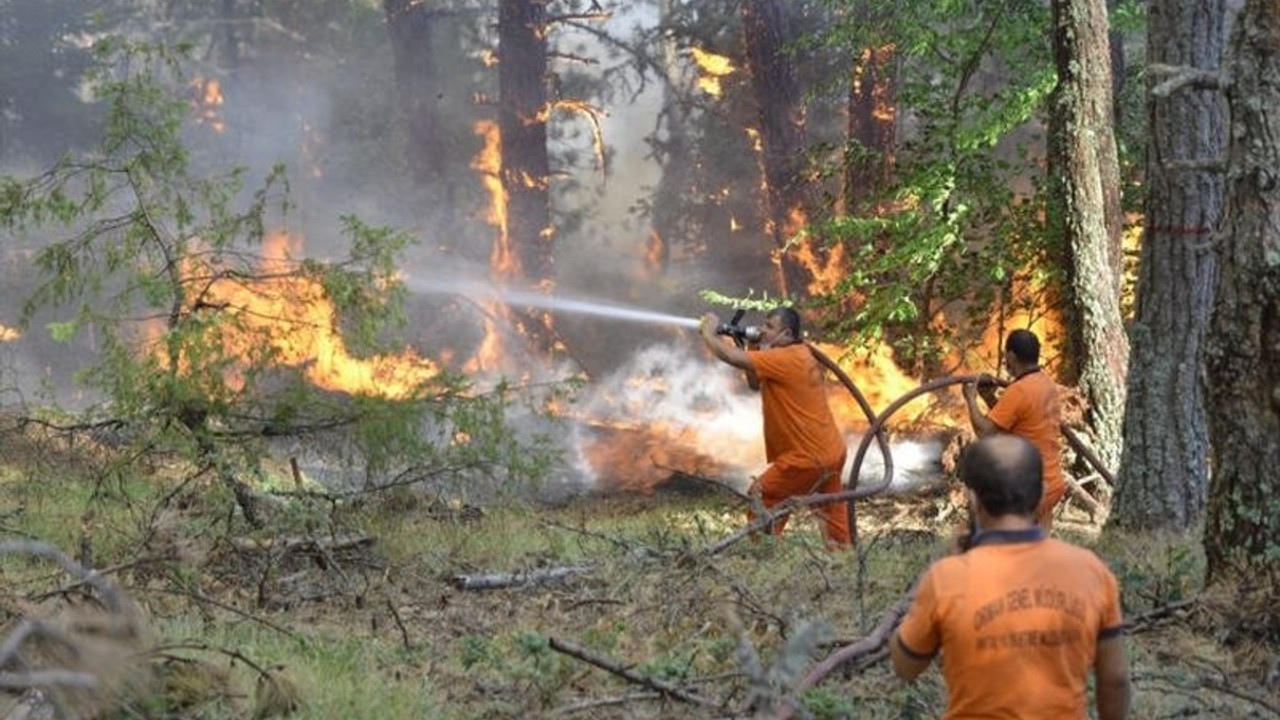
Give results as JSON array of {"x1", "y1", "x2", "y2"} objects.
[
  {"x1": 229, "y1": 534, "x2": 374, "y2": 554},
  {"x1": 1061, "y1": 425, "x2": 1116, "y2": 486},
  {"x1": 1062, "y1": 473, "x2": 1105, "y2": 520},
  {"x1": 772, "y1": 582, "x2": 918, "y2": 720},
  {"x1": 451, "y1": 565, "x2": 594, "y2": 591},
  {"x1": 547, "y1": 636, "x2": 720, "y2": 708}
]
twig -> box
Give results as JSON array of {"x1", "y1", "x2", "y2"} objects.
[
  {"x1": 143, "y1": 586, "x2": 297, "y2": 639},
  {"x1": 27, "y1": 555, "x2": 165, "y2": 603},
  {"x1": 551, "y1": 691, "x2": 662, "y2": 716},
  {"x1": 385, "y1": 598, "x2": 412, "y2": 650},
  {"x1": 547, "y1": 637, "x2": 720, "y2": 708},
  {"x1": 1061, "y1": 425, "x2": 1116, "y2": 486},
  {"x1": 451, "y1": 565, "x2": 594, "y2": 591},
  {"x1": 150, "y1": 640, "x2": 272, "y2": 679}
]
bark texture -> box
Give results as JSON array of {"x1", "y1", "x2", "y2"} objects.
[
  {"x1": 741, "y1": 0, "x2": 810, "y2": 296},
  {"x1": 1051, "y1": 0, "x2": 1129, "y2": 470},
  {"x1": 844, "y1": 44, "x2": 897, "y2": 212},
  {"x1": 1114, "y1": 0, "x2": 1226, "y2": 528},
  {"x1": 499, "y1": 0, "x2": 553, "y2": 283},
  {"x1": 1203, "y1": 0, "x2": 1280, "y2": 582},
  {"x1": 384, "y1": 0, "x2": 450, "y2": 189}
]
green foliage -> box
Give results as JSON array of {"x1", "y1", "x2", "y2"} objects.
[{"x1": 805, "y1": 0, "x2": 1062, "y2": 368}]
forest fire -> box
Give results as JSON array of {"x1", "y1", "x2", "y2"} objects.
[
  {"x1": 190, "y1": 77, "x2": 225, "y2": 133},
  {"x1": 169, "y1": 232, "x2": 439, "y2": 400},
  {"x1": 690, "y1": 47, "x2": 735, "y2": 97},
  {"x1": 467, "y1": 119, "x2": 518, "y2": 374}
]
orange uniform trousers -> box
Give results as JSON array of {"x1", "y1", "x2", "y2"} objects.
[{"x1": 751, "y1": 452, "x2": 851, "y2": 548}]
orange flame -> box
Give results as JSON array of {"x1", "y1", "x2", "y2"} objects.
[
  {"x1": 691, "y1": 47, "x2": 736, "y2": 98},
  {"x1": 645, "y1": 229, "x2": 667, "y2": 276},
  {"x1": 783, "y1": 208, "x2": 847, "y2": 296},
  {"x1": 0, "y1": 324, "x2": 20, "y2": 342},
  {"x1": 169, "y1": 232, "x2": 438, "y2": 399},
  {"x1": 190, "y1": 77, "x2": 225, "y2": 133},
  {"x1": 466, "y1": 120, "x2": 517, "y2": 374},
  {"x1": 541, "y1": 100, "x2": 607, "y2": 172}
]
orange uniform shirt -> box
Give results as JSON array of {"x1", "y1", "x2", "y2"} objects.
[
  {"x1": 747, "y1": 344, "x2": 845, "y2": 469},
  {"x1": 988, "y1": 371, "x2": 1064, "y2": 505},
  {"x1": 897, "y1": 529, "x2": 1124, "y2": 720}
]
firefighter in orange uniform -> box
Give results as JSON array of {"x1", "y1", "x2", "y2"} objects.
[
  {"x1": 698, "y1": 308, "x2": 851, "y2": 548},
  {"x1": 891, "y1": 434, "x2": 1130, "y2": 720},
  {"x1": 964, "y1": 329, "x2": 1065, "y2": 528}
]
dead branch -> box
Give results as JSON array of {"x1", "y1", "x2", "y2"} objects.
[
  {"x1": 1061, "y1": 425, "x2": 1116, "y2": 486},
  {"x1": 143, "y1": 586, "x2": 297, "y2": 639},
  {"x1": 1125, "y1": 597, "x2": 1199, "y2": 634},
  {"x1": 451, "y1": 564, "x2": 594, "y2": 591},
  {"x1": 546, "y1": 11, "x2": 611, "y2": 24},
  {"x1": 547, "y1": 636, "x2": 720, "y2": 708},
  {"x1": 771, "y1": 583, "x2": 918, "y2": 720},
  {"x1": 229, "y1": 534, "x2": 374, "y2": 555},
  {"x1": 700, "y1": 487, "x2": 876, "y2": 556},
  {"x1": 551, "y1": 691, "x2": 663, "y2": 716},
  {"x1": 1061, "y1": 473, "x2": 1105, "y2": 520},
  {"x1": 1148, "y1": 63, "x2": 1227, "y2": 97}
]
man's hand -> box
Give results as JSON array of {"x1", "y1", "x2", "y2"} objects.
[{"x1": 699, "y1": 312, "x2": 720, "y2": 341}]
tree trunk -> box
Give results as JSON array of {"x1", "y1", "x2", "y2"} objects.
[
  {"x1": 499, "y1": 0, "x2": 553, "y2": 284},
  {"x1": 1050, "y1": 0, "x2": 1129, "y2": 470},
  {"x1": 1113, "y1": 0, "x2": 1226, "y2": 528},
  {"x1": 741, "y1": 0, "x2": 811, "y2": 297},
  {"x1": 1203, "y1": 0, "x2": 1280, "y2": 587},
  {"x1": 844, "y1": 44, "x2": 896, "y2": 212},
  {"x1": 383, "y1": 0, "x2": 450, "y2": 190}
]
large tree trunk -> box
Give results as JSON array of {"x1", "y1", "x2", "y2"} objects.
[
  {"x1": 1113, "y1": 0, "x2": 1226, "y2": 528},
  {"x1": 383, "y1": 0, "x2": 451, "y2": 190},
  {"x1": 1050, "y1": 0, "x2": 1128, "y2": 470},
  {"x1": 741, "y1": 0, "x2": 811, "y2": 297},
  {"x1": 844, "y1": 43, "x2": 897, "y2": 212},
  {"x1": 1203, "y1": 0, "x2": 1280, "y2": 588},
  {"x1": 499, "y1": 0, "x2": 553, "y2": 283}
]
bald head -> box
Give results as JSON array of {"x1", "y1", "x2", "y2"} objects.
[{"x1": 960, "y1": 434, "x2": 1043, "y2": 518}]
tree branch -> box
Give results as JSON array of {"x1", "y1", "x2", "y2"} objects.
[
  {"x1": 1148, "y1": 63, "x2": 1227, "y2": 98},
  {"x1": 547, "y1": 637, "x2": 720, "y2": 708}
]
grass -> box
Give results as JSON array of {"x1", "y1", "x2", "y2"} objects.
[{"x1": 1, "y1": 423, "x2": 1278, "y2": 719}]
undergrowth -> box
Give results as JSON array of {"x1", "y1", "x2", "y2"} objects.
[{"x1": 1, "y1": 424, "x2": 1277, "y2": 720}]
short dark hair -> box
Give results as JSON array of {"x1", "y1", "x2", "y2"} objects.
[
  {"x1": 767, "y1": 306, "x2": 801, "y2": 338},
  {"x1": 1005, "y1": 329, "x2": 1041, "y2": 364},
  {"x1": 959, "y1": 434, "x2": 1043, "y2": 517}
]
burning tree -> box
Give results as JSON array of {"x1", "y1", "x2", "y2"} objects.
[{"x1": 0, "y1": 39, "x2": 549, "y2": 525}]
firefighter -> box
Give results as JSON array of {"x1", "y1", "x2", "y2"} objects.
[
  {"x1": 698, "y1": 308, "x2": 851, "y2": 548},
  {"x1": 891, "y1": 434, "x2": 1130, "y2": 720},
  {"x1": 964, "y1": 329, "x2": 1065, "y2": 528}
]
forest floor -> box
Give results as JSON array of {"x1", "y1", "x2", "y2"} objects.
[{"x1": 0, "y1": 419, "x2": 1277, "y2": 720}]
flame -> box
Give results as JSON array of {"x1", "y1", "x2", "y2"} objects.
[
  {"x1": 645, "y1": 229, "x2": 666, "y2": 276},
  {"x1": 782, "y1": 208, "x2": 847, "y2": 296},
  {"x1": 466, "y1": 120, "x2": 516, "y2": 374},
  {"x1": 540, "y1": 99, "x2": 607, "y2": 172},
  {"x1": 169, "y1": 232, "x2": 438, "y2": 399},
  {"x1": 691, "y1": 47, "x2": 736, "y2": 98},
  {"x1": 190, "y1": 77, "x2": 225, "y2": 133},
  {"x1": 480, "y1": 49, "x2": 499, "y2": 67},
  {"x1": 809, "y1": 341, "x2": 928, "y2": 430},
  {"x1": 968, "y1": 276, "x2": 1067, "y2": 373},
  {"x1": 852, "y1": 45, "x2": 898, "y2": 124},
  {"x1": 471, "y1": 120, "x2": 518, "y2": 280},
  {"x1": 0, "y1": 324, "x2": 19, "y2": 342}
]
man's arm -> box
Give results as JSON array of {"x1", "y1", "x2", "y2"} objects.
[
  {"x1": 889, "y1": 632, "x2": 933, "y2": 681},
  {"x1": 699, "y1": 313, "x2": 759, "y2": 387},
  {"x1": 1094, "y1": 636, "x2": 1131, "y2": 720},
  {"x1": 964, "y1": 383, "x2": 1000, "y2": 436}
]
